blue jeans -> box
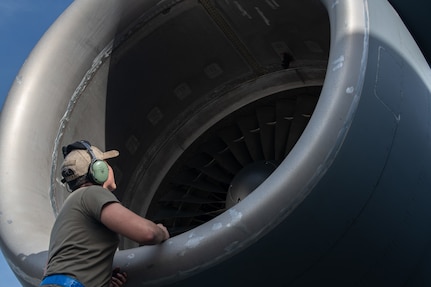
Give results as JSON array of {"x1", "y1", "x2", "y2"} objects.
[{"x1": 40, "y1": 274, "x2": 84, "y2": 287}]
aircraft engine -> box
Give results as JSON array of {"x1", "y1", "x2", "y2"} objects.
[{"x1": 1, "y1": 0, "x2": 431, "y2": 286}]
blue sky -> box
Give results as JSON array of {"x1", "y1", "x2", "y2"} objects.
[{"x1": 0, "y1": 1, "x2": 73, "y2": 286}]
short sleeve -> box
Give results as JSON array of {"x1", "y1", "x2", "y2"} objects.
[{"x1": 80, "y1": 186, "x2": 119, "y2": 221}]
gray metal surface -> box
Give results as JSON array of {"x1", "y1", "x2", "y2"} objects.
[{"x1": 1, "y1": 0, "x2": 431, "y2": 286}]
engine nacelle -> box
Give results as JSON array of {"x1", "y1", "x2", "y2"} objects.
[{"x1": 1, "y1": 0, "x2": 431, "y2": 286}]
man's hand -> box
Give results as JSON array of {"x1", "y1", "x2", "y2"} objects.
[
  {"x1": 157, "y1": 223, "x2": 170, "y2": 242},
  {"x1": 110, "y1": 267, "x2": 127, "y2": 287}
]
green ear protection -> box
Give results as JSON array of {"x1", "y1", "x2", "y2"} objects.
[{"x1": 80, "y1": 141, "x2": 109, "y2": 185}]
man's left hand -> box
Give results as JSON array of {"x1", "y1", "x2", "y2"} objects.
[{"x1": 110, "y1": 267, "x2": 127, "y2": 287}]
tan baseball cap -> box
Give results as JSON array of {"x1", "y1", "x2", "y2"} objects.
[{"x1": 61, "y1": 141, "x2": 119, "y2": 183}]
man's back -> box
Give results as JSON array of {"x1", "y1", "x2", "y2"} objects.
[{"x1": 45, "y1": 186, "x2": 119, "y2": 287}]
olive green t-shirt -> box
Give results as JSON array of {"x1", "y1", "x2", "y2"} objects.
[{"x1": 44, "y1": 186, "x2": 120, "y2": 287}]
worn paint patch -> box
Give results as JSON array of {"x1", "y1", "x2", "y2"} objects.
[
  {"x1": 212, "y1": 222, "x2": 223, "y2": 231},
  {"x1": 226, "y1": 209, "x2": 243, "y2": 227},
  {"x1": 16, "y1": 75, "x2": 23, "y2": 85},
  {"x1": 346, "y1": 86, "x2": 355, "y2": 94},
  {"x1": 332, "y1": 55, "x2": 345, "y2": 71},
  {"x1": 185, "y1": 235, "x2": 205, "y2": 249}
]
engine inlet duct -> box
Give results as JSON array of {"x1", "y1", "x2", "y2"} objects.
[{"x1": 2, "y1": 0, "x2": 431, "y2": 286}]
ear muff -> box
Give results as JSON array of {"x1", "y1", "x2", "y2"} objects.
[{"x1": 80, "y1": 141, "x2": 109, "y2": 185}]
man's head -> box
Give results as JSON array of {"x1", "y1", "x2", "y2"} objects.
[{"x1": 61, "y1": 140, "x2": 119, "y2": 191}]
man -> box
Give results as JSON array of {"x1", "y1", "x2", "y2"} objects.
[{"x1": 40, "y1": 140, "x2": 170, "y2": 287}]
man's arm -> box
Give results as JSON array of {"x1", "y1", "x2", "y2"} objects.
[{"x1": 101, "y1": 202, "x2": 170, "y2": 244}]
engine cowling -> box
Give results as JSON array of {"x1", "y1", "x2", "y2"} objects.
[{"x1": 1, "y1": 0, "x2": 431, "y2": 286}]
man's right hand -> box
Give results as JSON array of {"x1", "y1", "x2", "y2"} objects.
[{"x1": 157, "y1": 223, "x2": 170, "y2": 242}]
